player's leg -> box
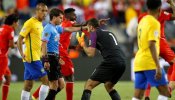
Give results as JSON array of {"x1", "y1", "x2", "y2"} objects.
[
  {"x1": 159, "y1": 38, "x2": 175, "y2": 92},
  {"x1": 64, "y1": 75, "x2": 74, "y2": 100},
  {"x1": 132, "y1": 72, "x2": 147, "y2": 100},
  {"x1": 81, "y1": 79, "x2": 100, "y2": 100},
  {"x1": 0, "y1": 57, "x2": 9, "y2": 100},
  {"x1": 32, "y1": 85, "x2": 41, "y2": 100},
  {"x1": 144, "y1": 83, "x2": 151, "y2": 100},
  {"x1": 145, "y1": 69, "x2": 171, "y2": 100},
  {"x1": 105, "y1": 62, "x2": 125, "y2": 100},
  {"x1": 2, "y1": 67, "x2": 11, "y2": 100},
  {"x1": 61, "y1": 56, "x2": 74, "y2": 100},
  {"x1": 21, "y1": 80, "x2": 33, "y2": 100},
  {"x1": 45, "y1": 54, "x2": 62, "y2": 100}
]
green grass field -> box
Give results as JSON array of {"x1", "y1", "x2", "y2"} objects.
[{"x1": 1, "y1": 81, "x2": 175, "y2": 100}]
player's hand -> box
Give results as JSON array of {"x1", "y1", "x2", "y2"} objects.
[
  {"x1": 99, "y1": 18, "x2": 110, "y2": 25},
  {"x1": 44, "y1": 62, "x2": 50, "y2": 70},
  {"x1": 155, "y1": 67, "x2": 162, "y2": 80},
  {"x1": 21, "y1": 54, "x2": 31, "y2": 63},
  {"x1": 59, "y1": 58, "x2": 65, "y2": 65},
  {"x1": 167, "y1": 0, "x2": 174, "y2": 5},
  {"x1": 76, "y1": 32, "x2": 85, "y2": 47}
]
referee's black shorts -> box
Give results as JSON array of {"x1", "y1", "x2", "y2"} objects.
[
  {"x1": 90, "y1": 60, "x2": 125, "y2": 84},
  {"x1": 43, "y1": 53, "x2": 62, "y2": 81}
]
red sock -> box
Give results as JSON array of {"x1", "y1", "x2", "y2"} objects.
[
  {"x1": 32, "y1": 85, "x2": 41, "y2": 99},
  {"x1": 66, "y1": 82, "x2": 74, "y2": 100},
  {"x1": 2, "y1": 84, "x2": 9, "y2": 100},
  {"x1": 167, "y1": 65, "x2": 173, "y2": 81},
  {"x1": 145, "y1": 83, "x2": 151, "y2": 97}
]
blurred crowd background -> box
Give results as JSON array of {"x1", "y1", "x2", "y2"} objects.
[{"x1": 1, "y1": 0, "x2": 175, "y2": 81}]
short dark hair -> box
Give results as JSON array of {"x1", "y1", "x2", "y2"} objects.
[
  {"x1": 36, "y1": 2, "x2": 47, "y2": 11},
  {"x1": 4, "y1": 14, "x2": 19, "y2": 25},
  {"x1": 64, "y1": 8, "x2": 75, "y2": 14},
  {"x1": 146, "y1": 0, "x2": 161, "y2": 10},
  {"x1": 87, "y1": 18, "x2": 99, "y2": 28},
  {"x1": 49, "y1": 8, "x2": 64, "y2": 20}
]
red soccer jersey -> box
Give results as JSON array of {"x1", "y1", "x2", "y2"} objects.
[
  {"x1": 138, "y1": 11, "x2": 172, "y2": 38},
  {"x1": 59, "y1": 20, "x2": 75, "y2": 56},
  {"x1": 0, "y1": 25, "x2": 14, "y2": 57}
]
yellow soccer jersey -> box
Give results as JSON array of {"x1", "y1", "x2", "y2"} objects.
[
  {"x1": 134, "y1": 15, "x2": 160, "y2": 72},
  {"x1": 19, "y1": 17, "x2": 43, "y2": 62}
]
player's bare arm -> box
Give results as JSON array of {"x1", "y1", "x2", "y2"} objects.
[
  {"x1": 149, "y1": 40, "x2": 162, "y2": 80},
  {"x1": 17, "y1": 35, "x2": 27, "y2": 62},
  {"x1": 73, "y1": 18, "x2": 110, "y2": 27},
  {"x1": 64, "y1": 26, "x2": 87, "y2": 32},
  {"x1": 167, "y1": 0, "x2": 175, "y2": 19},
  {"x1": 9, "y1": 39, "x2": 16, "y2": 48},
  {"x1": 41, "y1": 41, "x2": 50, "y2": 70}
]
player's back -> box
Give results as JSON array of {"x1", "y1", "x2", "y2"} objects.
[
  {"x1": 94, "y1": 29, "x2": 125, "y2": 62},
  {"x1": 134, "y1": 15, "x2": 160, "y2": 72},
  {"x1": 138, "y1": 11, "x2": 172, "y2": 38},
  {"x1": 0, "y1": 25, "x2": 14, "y2": 57}
]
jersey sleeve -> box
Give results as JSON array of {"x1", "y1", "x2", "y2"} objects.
[
  {"x1": 42, "y1": 27, "x2": 51, "y2": 42},
  {"x1": 89, "y1": 32, "x2": 97, "y2": 48},
  {"x1": 56, "y1": 25, "x2": 64, "y2": 34},
  {"x1": 161, "y1": 11, "x2": 172, "y2": 21},
  {"x1": 19, "y1": 21, "x2": 32, "y2": 37},
  {"x1": 147, "y1": 21, "x2": 160, "y2": 41},
  {"x1": 8, "y1": 31, "x2": 14, "y2": 40}
]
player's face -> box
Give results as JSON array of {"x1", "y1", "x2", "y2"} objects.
[
  {"x1": 55, "y1": 14, "x2": 64, "y2": 25},
  {"x1": 36, "y1": 6, "x2": 48, "y2": 21},
  {"x1": 69, "y1": 12, "x2": 77, "y2": 21},
  {"x1": 87, "y1": 24, "x2": 93, "y2": 32},
  {"x1": 13, "y1": 20, "x2": 19, "y2": 29}
]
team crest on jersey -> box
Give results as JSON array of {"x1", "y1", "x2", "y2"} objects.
[{"x1": 154, "y1": 30, "x2": 159, "y2": 37}]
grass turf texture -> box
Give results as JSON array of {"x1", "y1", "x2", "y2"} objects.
[{"x1": 1, "y1": 81, "x2": 175, "y2": 100}]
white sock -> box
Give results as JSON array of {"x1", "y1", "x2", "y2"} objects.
[
  {"x1": 132, "y1": 97, "x2": 140, "y2": 100},
  {"x1": 39, "y1": 85, "x2": 49, "y2": 100},
  {"x1": 157, "y1": 95, "x2": 168, "y2": 100},
  {"x1": 21, "y1": 90, "x2": 30, "y2": 100}
]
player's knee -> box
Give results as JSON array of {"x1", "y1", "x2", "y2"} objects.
[
  {"x1": 104, "y1": 82, "x2": 114, "y2": 92},
  {"x1": 64, "y1": 75, "x2": 74, "y2": 82}
]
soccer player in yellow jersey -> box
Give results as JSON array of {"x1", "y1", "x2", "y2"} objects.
[
  {"x1": 17, "y1": 3, "x2": 49, "y2": 100},
  {"x1": 132, "y1": 0, "x2": 171, "y2": 100}
]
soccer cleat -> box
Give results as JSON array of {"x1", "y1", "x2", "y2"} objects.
[
  {"x1": 32, "y1": 96, "x2": 37, "y2": 100},
  {"x1": 145, "y1": 97, "x2": 150, "y2": 100}
]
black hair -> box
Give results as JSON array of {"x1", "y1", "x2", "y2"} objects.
[
  {"x1": 4, "y1": 14, "x2": 19, "y2": 25},
  {"x1": 49, "y1": 8, "x2": 64, "y2": 20},
  {"x1": 146, "y1": 0, "x2": 161, "y2": 10},
  {"x1": 87, "y1": 18, "x2": 99, "y2": 28},
  {"x1": 64, "y1": 8, "x2": 75, "y2": 14},
  {"x1": 36, "y1": 2, "x2": 47, "y2": 11}
]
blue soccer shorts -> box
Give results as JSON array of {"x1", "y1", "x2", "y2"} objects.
[
  {"x1": 134, "y1": 69, "x2": 167, "y2": 89},
  {"x1": 23, "y1": 60, "x2": 47, "y2": 80}
]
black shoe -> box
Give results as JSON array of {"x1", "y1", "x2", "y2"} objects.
[{"x1": 145, "y1": 97, "x2": 150, "y2": 100}]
